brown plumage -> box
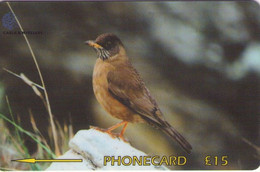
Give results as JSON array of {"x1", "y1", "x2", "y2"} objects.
[{"x1": 85, "y1": 33, "x2": 192, "y2": 153}]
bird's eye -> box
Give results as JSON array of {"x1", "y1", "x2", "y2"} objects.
[
  {"x1": 107, "y1": 41, "x2": 112, "y2": 46},
  {"x1": 105, "y1": 41, "x2": 113, "y2": 49}
]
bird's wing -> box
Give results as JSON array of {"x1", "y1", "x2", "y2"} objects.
[
  {"x1": 107, "y1": 60, "x2": 162, "y2": 123},
  {"x1": 107, "y1": 60, "x2": 192, "y2": 153}
]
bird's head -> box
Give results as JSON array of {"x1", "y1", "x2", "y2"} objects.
[{"x1": 85, "y1": 33, "x2": 125, "y2": 61}]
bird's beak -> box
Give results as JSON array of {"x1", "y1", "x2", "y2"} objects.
[{"x1": 85, "y1": 40, "x2": 103, "y2": 49}]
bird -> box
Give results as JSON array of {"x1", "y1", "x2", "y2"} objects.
[{"x1": 85, "y1": 33, "x2": 192, "y2": 153}]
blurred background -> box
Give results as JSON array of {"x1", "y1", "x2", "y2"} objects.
[{"x1": 0, "y1": 1, "x2": 259, "y2": 170}]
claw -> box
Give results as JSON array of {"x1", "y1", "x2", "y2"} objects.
[{"x1": 90, "y1": 121, "x2": 128, "y2": 142}]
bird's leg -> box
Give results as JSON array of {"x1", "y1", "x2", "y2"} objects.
[
  {"x1": 90, "y1": 121, "x2": 128, "y2": 141},
  {"x1": 118, "y1": 122, "x2": 128, "y2": 141},
  {"x1": 106, "y1": 121, "x2": 128, "y2": 133}
]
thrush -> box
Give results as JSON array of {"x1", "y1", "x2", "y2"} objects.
[{"x1": 85, "y1": 33, "x2": 192, "y2": 153}]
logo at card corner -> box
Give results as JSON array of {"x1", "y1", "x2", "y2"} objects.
[{"x1": 2, "y1": 12, "x2": 18, "y2": 30}]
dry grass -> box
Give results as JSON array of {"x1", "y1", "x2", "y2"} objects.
[
  {"x1": 0, "y1": 2, "x2": 73, "y2": 170},
  {"x1": 0, "y1": 111, "x2": 73, "y2": 170},
  {"x1": 0, "y1": 119, "x2": 30, "y2": 171},
  {"x1": 6, "y1": 2, "x2": 60, "y2": 156}
]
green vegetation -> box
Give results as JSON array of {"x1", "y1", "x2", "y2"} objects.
[{"x1": 0, "y1": 2, "x2": 73, "y2": 170}]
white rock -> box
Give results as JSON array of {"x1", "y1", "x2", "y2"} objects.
[{"x1": 46, "y1": 129, "x2": 168, "y2": 170}]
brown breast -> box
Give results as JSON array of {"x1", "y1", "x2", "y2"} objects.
[{"x1": 93, "y1": 58, "x2": 143, "y2": 122}]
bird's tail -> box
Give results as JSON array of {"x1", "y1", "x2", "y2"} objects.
[
  {"x1": 161, "y1": 121, "x2": 192, "y2": 154},
  {"x1": 138, "y1": 110, "x2": 192, "y2": 153}
]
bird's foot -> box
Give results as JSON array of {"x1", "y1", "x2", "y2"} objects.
[
  {"x1": 89, "y1": 125, "x2": 128, "y2": 142},
  {"x1": 116, "y1": 133, "x2": 129, "y2": 142}
]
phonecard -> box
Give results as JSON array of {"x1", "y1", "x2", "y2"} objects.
[{"x1": 0, "y1": 0, "x2": 259, "y2": 170}]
